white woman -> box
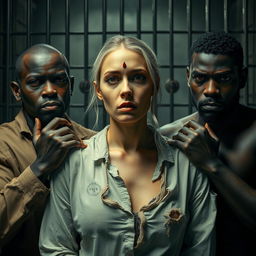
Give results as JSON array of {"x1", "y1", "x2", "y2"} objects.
[{"x1": 39, "y1": 35, "x2": 216, "y2": 256}]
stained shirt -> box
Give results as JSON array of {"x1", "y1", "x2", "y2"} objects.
[
  {"x1": 39, "y1": 125, "x2": 216, "y2": 256},
  {"x1": 0, "y1": 110, "x2": 96, "y2": 256}
]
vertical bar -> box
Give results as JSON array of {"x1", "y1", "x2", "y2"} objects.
[
  {"x1": 27, "y1": 0, "x2": 31, "y2": 47},
  {"x1": 168, "y1": 0, "x2": 174, "y2": 122},
  {"x1": 242, "y1": 0, "x2": 249, "y2": 105},
  {"x1": 65, "y1": 0, "x2": 70, "y2": 116},
  {"x1": 152, "y1": 0, "x2": 157, "y2": 53},
  {"x1": 6, "y1": 0, "x2": 11, "y2": 122},
  {"x1": 187, "y1": 0, "x2": 193, "y2": 114},
  {"x1": 27, "y1": 0, "x2": 31, "y2": 48},
  {"x1": 46, "y1": 0, "x2": 50, "y2": 43},
  {"x1": 136, "y1": 0, "x2": 141, "y2": 39},
  {"x1": 223, "y1": 0, "x2": 228, "y2": 32},
  {"x1": 120, "y1": 0, "x2": 124, "y2": 35},
  {"x1": 205, "y1": 0, "x2": 210, "y2": 32},
  {"x1": 84, "y1": 0, "x2": 89, "y2": 126},
  {"x1": 102, "y1": 0, "x2": 107, "y2": 126},
  {"x1": 102, "y1": 0, "x2": 107, "y2": 42},
  {"x1": 65, "y1": 0, "x2": 70, "y2": 61},
  {"x1": 152, "y1": 0, "x2": 158, "y2": 116}
]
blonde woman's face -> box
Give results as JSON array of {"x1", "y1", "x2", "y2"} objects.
[{"x1": 95, "y1": 47, "x2": 154, "y2": 125}]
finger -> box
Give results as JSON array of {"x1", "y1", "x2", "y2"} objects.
[
  {"x1": 33, "y1": 118, "x2": 42, "y2": 144},
  {"x1": 184, "y1": 120, "x2": 203, "y2": 130},
  {"x1": 173, "y1": 132, "x2": 189, "y2": 143},
  {"x1": 43, "y1": 117, "x2": 72, "y2": 131},
  {"x1": 167, "y1": 138, "x2": 177, "y2": 146},
  {"x1": 204, "y1": 123, "x2": 219, "y2": 141},
  {"x1": 61, "y1": 140, "x2": 88, "y2": 149},
  {"x1": 171, "y1": 139, "x2": 186, "y2": 151},
  {"x1": 179, "y1": 126, "x2": 198, "y2": 136}
]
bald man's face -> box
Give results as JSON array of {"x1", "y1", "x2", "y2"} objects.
[{"x1": 18, "y1": 50, "x2": 72, "y2": 125}]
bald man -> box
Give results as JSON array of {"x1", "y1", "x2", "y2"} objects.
[{"x1": 0, "y1": 44, "x2": 95, "y2": 256}]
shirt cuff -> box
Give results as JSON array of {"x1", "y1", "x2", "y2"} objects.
[{"x1": 18, "y1": 166, "x2": 50, "y2": 198}]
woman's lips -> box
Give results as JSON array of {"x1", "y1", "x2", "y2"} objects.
[{"x1": 118, "y1": 102, "x2": 137, "y2": 112}]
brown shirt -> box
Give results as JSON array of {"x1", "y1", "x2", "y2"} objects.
[{"x1": 0, "y1": 110, "x2": 95, "y2": 256}]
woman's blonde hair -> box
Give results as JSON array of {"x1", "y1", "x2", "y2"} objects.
[{"x1": 87, "y1": 35, "x2": 160, "y2": 127}]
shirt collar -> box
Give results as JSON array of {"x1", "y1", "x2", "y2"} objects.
[
  {"x1": 15, "y1": 110, "x2": 33, "y2": 139},
  {"x1": 92, "y1": 125, "x2": 175, "y2": 171}
]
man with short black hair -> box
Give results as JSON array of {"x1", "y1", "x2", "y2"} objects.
[
  {"x1": 0, "y1": 44, "x2": 95, "y2": 256},
  {"x1": 160, "y1": 32, "x2": 256, "y2": 256}
]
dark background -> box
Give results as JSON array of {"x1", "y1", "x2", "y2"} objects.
[{"x1": 0, "y1": 0, "x2": 255, "y2": 130}]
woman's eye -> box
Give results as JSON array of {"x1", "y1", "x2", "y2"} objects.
[
  {"x1": 131, "y1": 74, "x2": 147, "y2": 83},
  {"x1": 105, "y1": 76, "x2": 120, "y2": 85}
]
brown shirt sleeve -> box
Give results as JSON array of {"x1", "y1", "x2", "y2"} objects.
[{"x1": 0, "y1": 146, "x2": 49, "y2": 246}]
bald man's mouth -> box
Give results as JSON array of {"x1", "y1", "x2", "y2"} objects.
[{"x1": 40, "y1": 101, "x2": 62, "y2": 111}]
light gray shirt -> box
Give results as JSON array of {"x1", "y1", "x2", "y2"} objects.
[{"x1": 39, "y1": 126, "x2": 216, "y2": 256}]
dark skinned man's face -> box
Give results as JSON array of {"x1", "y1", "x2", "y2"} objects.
[
  {"x1": 19, "y1": 50, "x2": 72, "y2": 126},
  {"x1": 187, "y1": 53, "x2": 245, "y2": 123}
]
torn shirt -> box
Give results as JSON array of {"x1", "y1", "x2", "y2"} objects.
[{"x1": 39, "y1": 125, "x2": 216, "y2": 256}]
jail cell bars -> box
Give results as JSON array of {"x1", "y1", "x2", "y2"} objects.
[{"x1": 0, "y1": 0, "x2": 255, "y2": 129}]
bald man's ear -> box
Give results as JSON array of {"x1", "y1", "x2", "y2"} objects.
[
  {"x1": 10, "y1": 81, "x2": 22, "y2": 101},
  {"x1": 69, "y1": 76, "x2": 74, "y2": 95}
]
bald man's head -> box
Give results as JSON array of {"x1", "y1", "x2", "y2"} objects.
[
  {"x1": 10, "y1": 44, "x2": 74, "y2": 126},
  {"x1": 15, "y1": 44, "x2": 70, "y2": 82}
]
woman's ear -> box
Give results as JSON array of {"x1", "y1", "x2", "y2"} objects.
[
  {"x1": 93, "y1": 81, "x2": 103, "y2": 100},
  {"x1": 10, "y1": 81, "x2": 22, "y2": 101}
]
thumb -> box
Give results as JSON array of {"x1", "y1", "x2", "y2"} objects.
[
  {"x1": 33, "y1": 118, "x2": 42, "y2": 144},
  {"x1": 204, "y1": 123, "x2": 219, "y2": 141}
]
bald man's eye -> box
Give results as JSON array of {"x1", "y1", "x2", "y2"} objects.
[
  {"x1": 53, "y1": 75, "x2": 69, "y2": 85},
  {"x1": 27, "y1": 78, "x2": 40, "y2": 87}
]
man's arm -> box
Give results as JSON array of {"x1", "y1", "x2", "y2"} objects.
[
  {"x1": 167, "y1": 120, "x2": 256, "y2": 231},
  {"x1": 0, "y1": 117, "x2": 86, "y2": 246}
]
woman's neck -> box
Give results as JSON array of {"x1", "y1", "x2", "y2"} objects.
[{"x1": 107, "y1": 118, "x2": 155, "y2": 153}]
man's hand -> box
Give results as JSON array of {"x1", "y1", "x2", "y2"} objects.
[
  {"x1": 168, "y1": 120, "x2": 220, "y2": 173},
  {"x1": 31, "y1": 117, "x2": 87, "y2": 178}
]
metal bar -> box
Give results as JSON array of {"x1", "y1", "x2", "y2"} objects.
[
  {"x1": 102, "y1": 0, "x2": 107, "y2": 42},
  {"x1": 168, "y1": 0, "x2": 174, "y2": 122},
  {"x1": 5, "y1": 0, "x2": 11, "y2": 122},
  {"x1": 120, "y1": 0, "x2": 124, "y2": 35},
  {"x1": 83, "y1": 0, "x2": 89, "y2": 126},
  {"x1": 152, "y1": 0, "x2": 157, "y2": 53},
  {"x1": 102, "y1": 0, "x2": 107, "y2": 126},
  {"x1": 136, "y1": 0, "x2": 141, "y2": 38},
  {"x1": 205, "y1": 0, "x2": 210, "y2": 32},
  {"x1": 65, "y1": 0, "x2": 70, "y2": 116},
  {"x1": 46, "y1": 0, "x2": 50, "y2": 43},
  {"x1": 187, "y1": 0, "x2": 193, "y2": 114},
  {"x1": 152, "y1": 0, "x2": 158, "y2": 118},
  {"x1": 242, "y1": 0, "x2": 249, "y2": 105},
  {"x1": 65, "y1": 0, "x2": 70, "y2": 61},
  {"x1": 27, "y1": 0, "x2": 31, "y2": 46},
  {"x1": 224, "y1": 0, "x2": 228, "y2": 32}
]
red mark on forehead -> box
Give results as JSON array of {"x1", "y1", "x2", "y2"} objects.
[{"x1": 123, "y1": 62, "x2": 127, "y2": 69}]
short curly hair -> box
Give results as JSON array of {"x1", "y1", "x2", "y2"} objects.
[{"x1": 189, "y1": 32, "x2": 244, "y2": 69}]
